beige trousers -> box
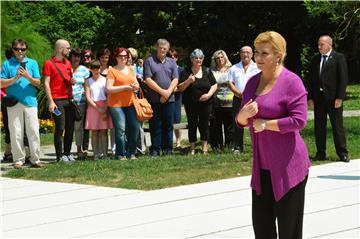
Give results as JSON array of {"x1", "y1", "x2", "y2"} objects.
[{"x1": 7, "y1": 102, "x2": 40, "y2": 164}]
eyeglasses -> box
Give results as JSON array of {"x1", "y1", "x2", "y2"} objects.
[
  {"x1": 13, "y1": 47, "x2": 27, "y2": 52},
  {"x1": 84, "y1": 54, "x2": 91, "y2": 59},
  {"x1": 117, "y1": 55, "x2": 128, "y2": 58}
]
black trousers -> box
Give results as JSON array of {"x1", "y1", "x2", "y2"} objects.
[
  {"x1": 252, "y1": 170, "x2": 308, "y2": 239},
  {"x1": 209, "y1": 107, "x2": 234, "y2": 149},
  {"x1": 232, "y1": 96, "x2": 244, "y2": 151},
  {"x1": 1, "y1": 102, "x2": 11, "y2": 144},
  {"x1": 1, "y1": 102, "x2": 29, "y2": 146},
  {"x1": 314, "y1": 93, "x2": 347, "y2": 158},
  {"x1": 82, "y1": 104, "x2": 90, "y2": 150},
  {"x1": 184, "y1": 102, "x2": 211, "y2": 143},
  {"x1": 53, "y1": 99, "x2": 75, "y2": 159}
]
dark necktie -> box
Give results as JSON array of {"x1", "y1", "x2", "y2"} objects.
[{"x1": 320, "y1": 55, "x2": 327, "y2": 73}]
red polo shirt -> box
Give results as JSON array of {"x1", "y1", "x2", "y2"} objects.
[{"x1": 43, "y1": 56, "x2": 73, "y2": 99}]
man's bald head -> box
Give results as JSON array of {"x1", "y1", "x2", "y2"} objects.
[
  {"x1": 55, "y1": 39, "x2": 69, "y2": 51},
  {"x1": 54, "y1": 39, "x2": 70, "y2": 58},
  {"x1": 318, "y1": 35, "x2": 333, "y2": 55}
]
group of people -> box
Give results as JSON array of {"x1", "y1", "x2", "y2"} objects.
[{"x1": 1, "y1": 30, "x2": 350, "y2": 238}]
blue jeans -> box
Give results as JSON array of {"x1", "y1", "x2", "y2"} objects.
[
  {"x1": 109, "y1": 106, "x2": 140, "y2": 158},
  {"x1": 149, "y1": 102, "x2": 175, "y2": 154}
]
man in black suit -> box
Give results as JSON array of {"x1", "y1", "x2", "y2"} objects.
[{"x1": 307, "y1": 35, "x2": 349, "y2": 162}]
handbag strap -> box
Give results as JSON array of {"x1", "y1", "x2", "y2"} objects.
[
  {"x1": 50, "y1": 59, "x2": 73, "y2": 100},
  {"x1": 135, "y1": 86, "x2": 145, "y2": 99}
]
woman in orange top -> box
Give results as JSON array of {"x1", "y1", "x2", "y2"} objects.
[{"x1": 106, "y1": 48, "x2": 140, "y2": 160}]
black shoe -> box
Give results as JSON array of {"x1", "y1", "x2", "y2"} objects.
[
  {"x1": 313, "y1": 153, "x2": 326, "y2": 161},
  {"x1": 340, "y1": 154, "x2": 349, "y2": 163},
  {"x1": 2, "y1": 153, "x2": 13, "y2": 163},
  {"x1": 150, "y1": 151, "x2": 160, "y2": 158},
  {"x1": 163, "y1": 150, "x2": 173, "y2": 156}
]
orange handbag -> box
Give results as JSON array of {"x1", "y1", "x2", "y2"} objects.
[{"x1": 132, "y1": 88, "x2": 153, "y2": 121}]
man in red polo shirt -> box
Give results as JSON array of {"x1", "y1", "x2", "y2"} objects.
[{"x1": 43, "y1": 39, "x2": 76, "y2": 163}]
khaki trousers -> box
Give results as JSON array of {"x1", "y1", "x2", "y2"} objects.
[{"x1": 7, "y1": 102, "x2": 40, "y2": 164}]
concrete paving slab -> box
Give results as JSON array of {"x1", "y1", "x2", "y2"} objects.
[{"x1": 1, "y1": 159, "x2": 359, "y2": 238}]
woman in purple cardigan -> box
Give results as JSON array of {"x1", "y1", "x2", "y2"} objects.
[{"x1": 236, "y1": 31, "x2": 310, "y2": 239}]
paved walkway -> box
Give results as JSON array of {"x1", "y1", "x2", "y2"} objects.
[{"x1": 1, "y1": 159, "x2": 359, "y2": 238}]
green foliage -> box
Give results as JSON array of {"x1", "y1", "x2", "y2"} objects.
[
  {"x1": 1, "y1": 14, "x2": 52, "y2": 66},
  {"x1": 1, "y1": 1, "x2": 110, "y2": 118},
  {"x1": 2, "y1": 1, "x2": 111, "y2": 49},
  {"x1": 304, "y1": 0, "x2": 360, "y2": 43},
  {"x1": 1, "y1": 4, "x2": 53, "y2": 119},
  {"x1": 300, "y1": 44, "x2": 311, "y2": 80}
]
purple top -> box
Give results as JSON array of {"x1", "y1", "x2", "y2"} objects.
[
  {"x1": 144, "y1": 55, "x2": 179, "y2": 103},
  {"x1": 240, "y1": 67, "x2": 310, "y2": 201}
]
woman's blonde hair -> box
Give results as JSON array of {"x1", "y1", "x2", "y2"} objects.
[
  {"x1": 254, "y1": 31, "x2": 287, "y2": 64},
  {"x1": 210, "y1": 50, "x2": 232, "y2": 70}
]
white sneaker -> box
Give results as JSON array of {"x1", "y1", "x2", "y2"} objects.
[
  {"x1": 67, "y1": 154, "x2": 76, "y2": 162},
  {"x1": 59, "y1": 155, "x2": 69, "y2": 163}
]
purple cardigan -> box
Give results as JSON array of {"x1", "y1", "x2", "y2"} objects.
[{"x1": 240, "y1": 67, "x2": 310, "y2": 201}]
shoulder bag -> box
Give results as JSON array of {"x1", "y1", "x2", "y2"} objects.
[{"x1": 50, "y1": 59, "x2": 82, "y2": 121}]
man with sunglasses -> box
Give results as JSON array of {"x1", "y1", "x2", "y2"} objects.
[{"x1": 1, "y1": 38, "x2": 44, "y2": 169}]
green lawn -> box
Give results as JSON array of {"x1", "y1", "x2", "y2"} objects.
[
  {"x1": 4, "y1": 117, "x2": 360, "y2": 190},
  {"x1": 343, "y1": 83, "x2": 360, "y2": 110}
]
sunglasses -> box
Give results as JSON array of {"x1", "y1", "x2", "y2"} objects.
[
  {"x1": 13, "y1": 47, "x2": 27, "y2": 52},
  {"x1": 117, "y1": 55, "x2": 128, "y2": 58},
  {"x1": 84, "y1": 55, "x2": 91, "y2": 58}
]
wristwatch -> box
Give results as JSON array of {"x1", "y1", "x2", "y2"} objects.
[{"x1": 261, "y1": 119, "x2": 267, "y2": 130}]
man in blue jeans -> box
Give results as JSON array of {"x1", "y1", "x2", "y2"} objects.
[{"x1": 144, "y1": 39, "x2": 179, "y2": 157}]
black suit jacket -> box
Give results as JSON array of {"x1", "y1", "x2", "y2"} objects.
[{"x1": 307, "y1": 50, "x2": 348, "y2": 103}]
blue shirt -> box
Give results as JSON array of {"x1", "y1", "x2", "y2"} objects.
[
  {"x1": 72, "y1": 65, "x2": 90, "y2": 104},
  {"x1": 144, "y1": 55, "x2": 179, "y2": 103},
  {"x1": 1, "y1": 56, "x2": 40, "y2": 107},
  {"x1": 135, "y1": 65, "x2": 144, "y2": 78}
]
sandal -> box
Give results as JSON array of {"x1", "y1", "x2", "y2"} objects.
[{"x1": 14, "y1": 162, "x2": 23, "y2": 169}]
